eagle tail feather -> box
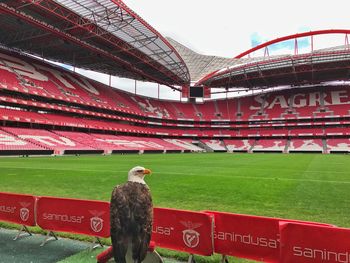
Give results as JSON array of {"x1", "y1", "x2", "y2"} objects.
[{"x1": 111, "y1": 234, "x2": 128, "y2": 263}]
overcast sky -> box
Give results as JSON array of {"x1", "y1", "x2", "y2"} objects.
[
  {"x1": 78, "y1": 0, "x2": 350, "y2": 100},
  {"x1": 123, "y1": 0, "x2": 350, "y2": 57}
]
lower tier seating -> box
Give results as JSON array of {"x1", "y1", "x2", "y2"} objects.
[
  {"x1": 201, "y1": 139, "x2": 227, "y2": 151},
  {"x1": 0, "y1": 129, "x2": 45, "y2": 151},
  {"x1": 288, "y1": 139, "x2": 324, "y2": 153},
  {"x1": 224, "y1": 139, "x2": 255, "y2": 152},
  {"x1": 326, "y1": 138, "x2": 350, "y2": 153},
  {"x1": 252, "y1": 139, "x2": 287, "y2": 152}
]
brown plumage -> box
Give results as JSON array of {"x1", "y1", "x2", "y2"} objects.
[{"x1": 110, "y1": 166, "x2": 153, "y2": 263}]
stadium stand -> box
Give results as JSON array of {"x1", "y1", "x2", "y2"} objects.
[
  {"x1": 252, "y1": 139, "x2": 287, "y2": 152},
  {"x1": 289, "y1": 128, "x2": 324, "y2": 137},
  {"x1": 1, "y1": 127, "x2": 97, "y2": 155},
  {"x1": 259, "y1": 129, "x2": 288, "y2": 137},
  {"x1": 238, "y1": 96, "x2": 262, "y2": 120},
  {"x1": 163, "y1": 139, "x2": 204, "y2": 152},
  {"x1": 201, "y1": 139, "x2": 227, "y2": 152},
  {"x1": 0, "y1": 32, "x2": 349, "y2": 155},
  {"x1": 87, "y1": 134, "x2": 184, "y2": 153},
  {"x1": 326, "y1": 138, "x2": 350, "y2": 153},
  {"x1": 224, "y1": 139, "x2": 255, "y2": 152},
  {"x1": 288, "y1": 139, "x2": 324, "y2": 153},
  {"x1": 325, "y1": 127, "x2": 350, "y2": 136},
  {"x1": 0, "y1": 128, "x2": 45, "y2": 151}
]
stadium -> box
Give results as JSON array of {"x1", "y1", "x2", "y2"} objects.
[{"x1": 0, "y1": 1, "x2": 349, "y2": 263}]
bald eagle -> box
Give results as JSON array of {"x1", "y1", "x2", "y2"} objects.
[{"x1": 110, "y1": 166, "x2": 153, "y2": 263}]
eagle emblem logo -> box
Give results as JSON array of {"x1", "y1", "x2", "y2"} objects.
[
  {"x1": 181, "y1": 221, "x2": 202, "y2": 248},
  {"x1": 19, "y1": 202, "x2": 30, "y2": 222},
  {"x1": 89, "y1": 210, "x2": 105, "y2": 233}
]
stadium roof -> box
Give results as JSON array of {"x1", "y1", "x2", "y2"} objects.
[
  {"x1": 166, "y1": 37, "x2": 239, "y2": 82},
  {"x1": 0, "y1": 0, "x2": 190, "y2": 88},
  {"x1": 197, "y1": 30, "x2": 350, "y2": 90}
]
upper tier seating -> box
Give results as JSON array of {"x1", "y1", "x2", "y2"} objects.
[
  {"x1": 323, "y1": 89, "x2": 350, "y2": 116},
  {"x1": 171, "y1": 102, "x2": 200, "y2": 120},
  {"x1": 259, "y1": 129, "x2": 288, "y2": 137},
  {"x1": 0, "y1": 107, "x2": 48, "y2": 124},
  {"x1": 215, "y1": 99, "x2": 235, "y2": 120},
  {"x1": 195, "y1": 101, "x2": 218, "y2": 121},
  {"x1": 289, "y1": 128, "x2": 324, "y2": 137},
  {"x1": 130, "y1": 96, "x2": 174, "y2": 119},
  {"x1": 238, "y1": 96, "x2": 262, "y2": 120},
  {"x1": 261, "y1": 91, "x2": 292, "y2": 119},
  {"x1": 288, "y1": 139, "x2": 324, "y2": 152},
  {"x1": 325, "y1": 127, "x2": 350, "y2": 136}
]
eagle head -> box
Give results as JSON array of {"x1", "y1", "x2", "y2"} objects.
[{"x1": 128, "y1": 166, "x2": 152, "y2": 184}]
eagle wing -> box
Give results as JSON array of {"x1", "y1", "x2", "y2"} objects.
[
  {"x1": 131, "y1": 184, "x2": 153, "y2": 262},
  {"x1": 110, "y1": 185, "x2": 130, "y2": 263}
]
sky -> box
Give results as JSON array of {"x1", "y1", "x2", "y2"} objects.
[{"x1": 78, "y1": 0, "x2": 350, "y2": 100}]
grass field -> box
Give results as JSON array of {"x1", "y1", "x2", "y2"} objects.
[{"x1": 1, "y1": 153, "x2": 350, "y2": 262}]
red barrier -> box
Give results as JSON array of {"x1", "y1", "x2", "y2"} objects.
[
  {"x1": 280, "y1": 222, "x2": 350, "y2": 263},
  {"x1": 36, "y1": 196, "x2": 110, "y2": 238},
  {"x1": 152, "y1": 207, "x2": 214, "y2": 256},
  {"x1": 206, "y1": 211, "x2": 333, "y2": 263},
  {"x1": 0, "y1": 192, "x2": 36, "y2": 226}
]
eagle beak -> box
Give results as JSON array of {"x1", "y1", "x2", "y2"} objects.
[{"x1": 143, "y1": 169, "x2": 152, "y2": 175}]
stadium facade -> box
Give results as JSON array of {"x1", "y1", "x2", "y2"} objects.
[{"x1": 0, "y1": 0, "x2": 349, "y2": 155}]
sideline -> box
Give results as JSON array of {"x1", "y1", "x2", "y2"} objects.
[{"x1": 0, "y1": 228, "x2": 90, "y2": 263}]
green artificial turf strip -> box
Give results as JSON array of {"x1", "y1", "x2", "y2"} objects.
[{"x1": 0, "y1": 153, "x2": 349, "y2": 262}]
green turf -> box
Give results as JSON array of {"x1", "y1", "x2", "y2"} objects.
[{"x1": 1, "y1": 153, "x2": 349, "y2": 262}]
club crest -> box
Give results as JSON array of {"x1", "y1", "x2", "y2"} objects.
[
  {"x1": 181, "y1": 221, "x2": 202, "y2": 248},
  {"x1": 89, "y1": 210, "x2": 105, "y2": 233},
  {"x1": 19, "y1": 202, "x2": 30, "y2": 222}
]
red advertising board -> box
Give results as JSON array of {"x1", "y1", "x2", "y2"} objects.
[
  {"x1": 36, "y1": 196, "x2": 110, "y2": 238},
  {"x1": 206, "y1": 211, "x2": 333, "y2": 262},
  {"x1": 152, "y1": 207, "x2": 214, "y2": 256},
  {"x1": 0, "y1": 192, "x2": 36, "y2": 226},
  {"x1": 280, "y1": 222, "x2": 350, "y2": 263}
]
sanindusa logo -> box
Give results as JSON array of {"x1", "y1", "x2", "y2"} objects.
[
  {"x1": 293, "y1": 246, "x2": 350, "y2": 262},
  {"x1": 42, "y1": 213, "x2": 85, "y2": 223},
  {"x1": 152, "y1": 225, "x2": 174, "y2": 236},
  {"x1": 0, "y1": 204, "x2": 16, "y2": 214},
  {"x1": 213, "y1": 231, "x2": 280, "y2": 249}
]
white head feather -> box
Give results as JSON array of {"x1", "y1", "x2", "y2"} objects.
[{"x1": 128, "y1": 166, "x2": 152, "y2": 185}]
